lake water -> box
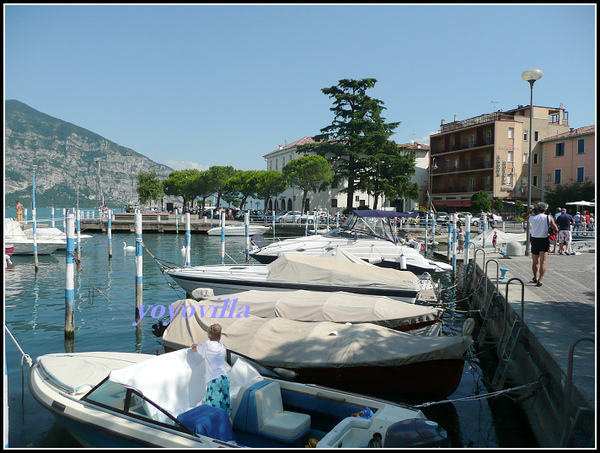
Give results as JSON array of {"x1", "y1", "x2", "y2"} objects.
[{"x1": 4, "y1": 208, "x2": 539, "y2": 447}]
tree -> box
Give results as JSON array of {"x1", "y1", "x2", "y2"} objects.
[
  {"x1": 205, "y1": 166, "x2": 235, "y2": 209},
  {"x1": 282, "y1": 155, "x2": 333, "y2": 214},
  {"x1": 136, "y1": 172, "x2": 163, "y2": 209},
  {"x1": 254, "y1": 170, "x2": 288, "y2": 212},
  {"x1": 298, "y1": 78, "x2": 401, "y2": 210},
  {"x1": 470, "y1": 190, "x2": 491, "y2": 213},
  {"x1": 162, "y1": 169, "x2": 201, "y2": 210},
  {"x1": 190, "y1": 170, "x2": 217, "y2": 211},
  {"x1": 492, "y1": 198, "x2": 504, "y2": 213}
]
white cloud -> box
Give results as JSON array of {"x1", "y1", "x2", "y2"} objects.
[{"x1": 164, "y1": 160, "x2": 209, "y2": 171}]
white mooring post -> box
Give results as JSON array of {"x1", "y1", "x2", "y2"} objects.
[
  {"x1": 245, "y1": 211, "x2": 250, "y2": 264},
  {"x1": 220, "y1": 211, "x2": 226, "y2": 265},
  {"x1": 464, "y1": 214, "x2": 472, "y2": 273},
  {"x1": 107, "y1": 209, "x2": 113, "y2": 258},
  {"x1": 64, "y1": 213, "x2": 75, "y2": 339},
  {"x1": 452, "y1": 214, "x2": 457, "y2": 274}
]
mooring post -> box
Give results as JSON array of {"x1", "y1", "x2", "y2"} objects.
[
  {"x1": 64, "y1": 213, "x2": 75, "y2": 339},
  {"x1": 175, "y1": 211, "x2": 179, "y2": 234},
  {"x1": 424, "y1": 212, "x2": 429, "y2": 251},
  {"x1": 51, "y1": 207, "x2": 55, "y2": 228},
  {"x1": 482, "y1": 214, "x2": 487, "y2": 248},
  {"x1": 220, "y1": 211, "x2": 226, "y2": 264},
  {"x1": 107, "y1": 209, "x2": 113, "y2": 258},
  {"x1": 32, "y1": 167, "x2": 39, "y2": 271},
  {"x1": 76, "y1": 209, "x2": 82, "y2": 262},
  {"x1": 447, "y1": 217, "x2": 453, "y2": 261},
  {"x1": 464, "y1": 214, "x2": 472, "y2": 273},
  {"x1": 185, "y1": 212, "x2": 191, "y2": 267},
  {"x1": 245, "y1": 211, "x2": 250, "y2": 264},
  {"x1": 452, "y1": 213, "x2": 457, "y2": 274},
  {"x1": 134, "y1": 210, "x2": 143, "y2": 322}
]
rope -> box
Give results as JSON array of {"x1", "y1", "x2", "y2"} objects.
[
  {"x1": 5, "y1": 325, "x2": 33, "y2": 367},
  {"x1": 412, "y1": 380, "x2": 540, "y2": 409}
]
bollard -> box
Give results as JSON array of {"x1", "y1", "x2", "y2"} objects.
[
  {"x1": 107, "y1": 209, "x2": 113, "y2": 258},
  {"x1": 185, "y1": 212, "x2": 191, "y2": 267},
  {"x1": 64, "y1": 213, "x2": 75, "y2": 339},
  {"x1": 134, "y1": 210, "x2": 143, "y2": 322}
]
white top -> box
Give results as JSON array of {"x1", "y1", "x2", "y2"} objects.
[
  {"x1": 529, "y1": 213, "x2": 551, "y2": 238},
  {"x1": 198, "y1": 340, "x2": 227, "y2": 382}
]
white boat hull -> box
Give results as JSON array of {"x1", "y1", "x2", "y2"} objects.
[{"x1": 207, "y1": 225, "x2": 271, "y2": 236}]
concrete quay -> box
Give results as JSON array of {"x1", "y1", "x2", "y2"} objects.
[{"x1": 465, "y1": 248, "x2": 596, "y2": 447}]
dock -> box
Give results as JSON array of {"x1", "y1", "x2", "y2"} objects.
[{"x1": 465, "y1": 248, "x2": 595, "y2": 447}]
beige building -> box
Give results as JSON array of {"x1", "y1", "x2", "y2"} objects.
[
  {"x1": 538, "y1": 125, "x2": 596, "y2": 195},
  {"x1": 262, "y1": 137, "x2": 428, "y2": 213},
  {"x1": 428, "y1": 105, "x2": 571, "y2": 210}
]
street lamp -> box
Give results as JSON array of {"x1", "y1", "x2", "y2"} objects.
[{"x1": 521, "y1": 68, "x2": 543, "y2": 256}]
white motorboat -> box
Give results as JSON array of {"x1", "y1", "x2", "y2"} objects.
[
  {"x1": 29, "y1": 349, "x2": 449, "y2": 448},
  {"x1": 249, "y1": 210, "x2": 452, "y2": 274},
  {"x1": 207, "y1": 225, "x2": 271, "y2": 236},
  {"x1": 4, "y1": 218, "x2": 62, "y2": 255},
  {"x1": 22, "y1": 225, "x2": 93, "y2": 250},
  {"x1": 163, "y1": 307, "x2": 474, "y2": 399},
  {"x1": 165, "y1": 288, "x2": 444, "y2": 335},
  {"x1": 165, "y1": 250, "x2": 426, "y2": 304}
]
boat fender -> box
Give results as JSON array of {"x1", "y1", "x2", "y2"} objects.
[
  {"x1": 273, "y1": 367, "x2": 297, "y2": 380},
  {"x1": 367, "y1": 256, "x2": 383, "y2": 264},
  {"x1": 462, "y1": 318, "x2": 475, "y2": 337},
  {"x1": 399, "y1": 253, "x2": 407, "y2": 270},
  {"x1": 383, "y1": 419, "x2": 449, "y2": 448}
]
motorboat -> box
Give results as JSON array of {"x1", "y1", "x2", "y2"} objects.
[
  {"x1": 163, "y1": 309, "x2": 474, "y2": 399},
  {"x1": 249, "y1": 210, "x2": 452, "y2": 274},
  {"x1": 4, "y1": 218, "x2": 62, "y2": 255},
  {"x1": 22, "y1": 225, "x2": 93, "y2": 250},
  {"x1": 29, "y1": 349, "x2": 449, "y2": 448},
  {"x1": 164, "y1": 249, "x2": 427, "y2": 304},
  {"x1": 207, "y1": 225, "x2": 271, "y2": 236},
  {"x1": 164, "y1": 288, "x2": 444, "y2": 335}
]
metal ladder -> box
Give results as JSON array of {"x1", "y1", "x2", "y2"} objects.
[
  {"x1": 491, "y1": 277, "x2": 525, "y2": 389},
  {"x1": 475, "y1": 258, "x2": 500, "y2": 348}
]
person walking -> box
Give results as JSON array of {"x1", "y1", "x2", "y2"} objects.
[
  {"x1": 556, "y1": 208, "x2": 574, "y2": 255},
  {"x1": 16, "y1": 201, "x2": 24, "y2": 222},
  {"x1": 457, "y1": 226, "x2": 465, "y2": 253},
  {"x1": 573, "y1": 212, "x2": 581, "y2": 232},
  {"x1": 583, "y1": 211, "x2": 591, "y2": 231},
  {"x1": 523, "y1": 202, "x2": 557, "y2": 287}
]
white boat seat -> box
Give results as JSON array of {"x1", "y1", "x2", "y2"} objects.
[{"x1": 233, "y1": 381, "x2": 310, "y2": 443}]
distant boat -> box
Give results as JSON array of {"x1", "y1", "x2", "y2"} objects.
[
  {"x1": 207, "y1": 225, "x2": 271, "y2": 236},
  {"x1": 22, "y1": 225, "x2": 93, "y2": 250},
  {"x1": 4, "y1": 219, "x2": 62, "y2": 255}
]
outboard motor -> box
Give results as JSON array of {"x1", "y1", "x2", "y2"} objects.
[{"x1": 383, "y1": 419, "x2": 449, "y2": 448}]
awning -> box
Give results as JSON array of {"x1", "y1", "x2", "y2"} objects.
[{"x1": 433, "y1": 200, "x2": 472, "y2": 207}]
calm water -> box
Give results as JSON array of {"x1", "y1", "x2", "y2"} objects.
[{"x1": 4, "y1": 209, "x2": 539, "y2": 448}]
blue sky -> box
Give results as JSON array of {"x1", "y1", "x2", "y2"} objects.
[{"x1": 5, "y1": 4, "x2": 596, "y2": 172}]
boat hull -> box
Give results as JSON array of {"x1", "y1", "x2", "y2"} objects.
[
  {"x1": 167, "y1": 268, "x2": 419, "y2": 304},
  {"x1": 207, "y1": 225, "x2": 270, "y2": 236}
]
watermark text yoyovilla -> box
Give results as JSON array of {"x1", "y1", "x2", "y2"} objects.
[{"x1": 132, "y1": 297, "x2": 249, "y2": 326}]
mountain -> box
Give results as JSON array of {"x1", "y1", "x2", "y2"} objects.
[{"x1": 4, "y1": 100, "x2": 173, "y2": 208}]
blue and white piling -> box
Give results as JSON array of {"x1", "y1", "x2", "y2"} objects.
[
  {"x1": 464, "y1": 214, "x2": 471, "y2": 272},
  {"x1": 451, "y1": 213, "x2": 457, "y2": 274},
  {"x1": 32, "y1": 167, "x2": 39, "y2": 271},
  {"x1": 185, "y1": 213, "x2": 191, "y2": 267},
  {"x1": 220, "y1": 211, "x2": 226, "y2": 264},
  {"x1": 65, "y1": 213, "x2": 75, "y2": 339},
  {"x1": 107, "y1": 209, "x2": 113, "y2": 258},
  {"x1": 245, "y1": 211, "x2": 250, "y2": 263},
  {"x1": 135, "y1": 210, "x2": 143, "y2": 322}
]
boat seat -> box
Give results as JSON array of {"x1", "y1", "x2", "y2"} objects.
[{"x1": 233, "y1": 381, "x2": 310, "y2": 443}]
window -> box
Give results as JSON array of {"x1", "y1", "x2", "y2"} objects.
[
  {"x1": 508, "y1": 127, "x2": 514, "y2": 139},
  {"x1": 534, "y1": 131, "x2": 539, "y2": 141},
  {"x1": 524, "y1": 130, "x2": 528, "y2": 141},
  {"x1": 555, "y1": 143, "x2": 565, "y2": 157},
  {"x1": 331, "y1": 199, "x2": 338, "y2": 208},
  {"x1": 533, "y1": 175, "x2": 538, "y2": 187},
  {"x1": 578, "y1": 139, "x2": 585, "y2": 154},
  {"x1": 533, "y1": 153, "x2": 539, "y2": 165},
  {"x1": 468, "y1": 135, "x2": 475, "y2": 148},
  {"x1": 577, "y1": 167, "x2": 585, "y2": 183},
  {"x1": 523, "y1": 153, "x2": 528, "y2": 164},
  {"x1": 507, "y1": 151, "x2": 513, "y2": 162},
  {"x1": 555, "y1": 169, "x2": 561, "y2": 184}
]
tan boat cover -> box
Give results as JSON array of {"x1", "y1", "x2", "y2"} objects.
[
  {"x1": 265, "y1": 252, "x2": 421, "y2": 291},
  {"x1": 163, "y1": 299, "x2": 474, "y2": 369},
  {"x1": 192, "y1": 289, "x2": 442, "y2": 328}
]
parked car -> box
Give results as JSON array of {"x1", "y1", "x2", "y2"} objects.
[
  {"x1": 297, "y1": 211, "x2": 329, "y2": 225},
  {"x1": 278, "y1": 211, "x2": 302, "y2": 223},
  {"x1": 435, "y1": 212, "x2": 449, "y2": 223},
  {"x1": 471, "y1": 212, "x2": 502, "y2": 227}
]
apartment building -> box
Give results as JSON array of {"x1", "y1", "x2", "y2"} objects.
[
  {"x1": 428, "y1": 105, "x2": 571, "y2": 210},
  {"x1": 538, "y1": 125, "x2": 595, "y2": 193},
  {"x1": 262, "y1": 137, "x2": 427, "y2": 213}
]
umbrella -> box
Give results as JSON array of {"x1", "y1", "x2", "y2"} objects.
[{"x1": 565, "y1": 200, "x2": 595, "y2": 207}]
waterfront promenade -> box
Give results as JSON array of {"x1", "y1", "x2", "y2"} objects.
[{"x1": 471, "y1": 248, "x2": 596, "y2": 447}]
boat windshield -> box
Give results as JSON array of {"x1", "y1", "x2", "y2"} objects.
[
  {"x1": 82, "y1": 377, "x2": 190, "y2": 431},
  {"x1": 323, "y1": 214, "x2": 396, "y2": 242}
]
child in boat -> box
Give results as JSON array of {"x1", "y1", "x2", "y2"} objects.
[{"x1": 192, "y1": 324, "x2": 231, "y2": 416}]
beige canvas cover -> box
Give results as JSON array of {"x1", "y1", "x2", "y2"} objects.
[
  {"x1": 163, "y1": 299, "x2": 473, "y2": 369},
  {"x1": 195, "y1": 289, "x2": 442, "y2": 328},
  {"x1": 265, "y1": 252, "x2": 420, "y2": 292}
]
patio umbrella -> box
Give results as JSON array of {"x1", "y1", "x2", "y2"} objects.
[{"x1": 565, "y1": 200, "x2": 595, "y2": 207}]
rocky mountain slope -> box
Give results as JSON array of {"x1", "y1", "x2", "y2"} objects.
[{"x1": 5, "y1": 100, "x2": 173, "y2": 208}]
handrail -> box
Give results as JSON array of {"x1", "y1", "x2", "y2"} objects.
[{"x1": 498, "y1": 277, "x2": 525, "y2": 354}]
